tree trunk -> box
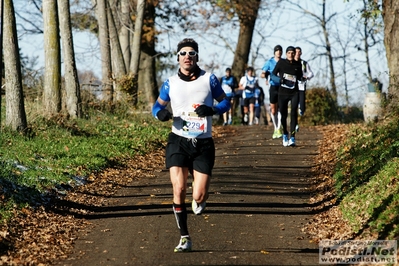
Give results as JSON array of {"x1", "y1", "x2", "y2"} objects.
[
  {"x1": 119, "y1": 0, "x2": 131, "y2": 70},
  {"x1": 107, "y1": 1, "x2": 127, "y2": 102},
  {"x1": 137, "y1": 0, "x2": 158, "y2": 111},
  {"x1": 321, "y1": 0, "x2": 337, "y2": 103},
  {"x1": 129, "y1": 0, "x2": 145, "y2": 105},
  {"x1": 58, "y1": 0, "x2": 82, "y2": 119},
  {"x1": 231, "y1": 0, "x2": 261, "y2": 81},
  {"x1": 3, "y1": 0, "x2": 27, "y2": 131},
  {"x1": 94, "y1": 0, "x2": 113, "y2": 103},
  {"x1": 382, "y1": 0, "x2": 399, "y2": 100},
  {"x1": 138, "y1": 51, "x2": 158, "y2": 111},
  {"x1": 43, "y1": 0, "x2": 61, "y2": 117},
  {"x1": 362, "y1": 0, "x2": 372, "y2": 83}
]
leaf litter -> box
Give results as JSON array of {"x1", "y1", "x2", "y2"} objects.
[{"x1": 0, "y1": 125, "x2": 353, "y2": 265}]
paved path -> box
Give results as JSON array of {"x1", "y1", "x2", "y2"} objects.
[{"x1": 58, "y1": 125, "x2": 320, "y2": 266}]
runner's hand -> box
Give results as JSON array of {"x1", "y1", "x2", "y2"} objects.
[
  {"x1": 156, "y1": 109, "x2": 173, "y2": 121},
  {"x1": 195, "y1": 105, "x2": 215, "y2": 117}
]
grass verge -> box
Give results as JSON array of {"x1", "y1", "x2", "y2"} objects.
[
  {"x1": 334, "y1": 116, "x2": 399, "y2": 239},
  {"x1": 0, "y1": 109, "x2": 170, "y2": 223}
]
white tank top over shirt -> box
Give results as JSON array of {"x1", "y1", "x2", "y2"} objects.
[{"x1": 168, "y1": 72, "x2": 213, "y2": 139}]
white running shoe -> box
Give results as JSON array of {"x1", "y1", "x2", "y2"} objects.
[
  {"x1": 243, "y1": 114, "x2": 248, "y2": 123},
  {"x1": 282, "y1": 134, "x2": 289, "y2": 147},
  {"x1": 192, "y1": 199, "x2": 206, "y2": 215},
  {"x1": 288, "y1": 137, "x2": 296, "y2": 147},
  {"x1": 174, "y1": 236, "x2": 192, "y2": 252}
]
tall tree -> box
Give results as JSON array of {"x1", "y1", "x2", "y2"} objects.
[
  {"x1": 93, "y1": 0, "x2": 113, "y2": 103},
  {"x1": 137, "y1": 0, "x2": 159, "y2": 110},
  {"x1": 43, "y1": 0, "x2": 61, "y2": 117},
  {"x1": 230, "y1": 0, "x2": 261, "y2": 80},
  {"x1": 129, "y1": 0, "x2": 145, "y2": 105},
  {"x1": 382, "y1": 0, "x2": 399, "y2": 102},
  {"x1": 107, "y1": 0, "x2": 127, "y2": 102},
  {"x1": 58, "y1": 0, "x2": 82, "y2": 118},
  {"x1": 288, "y1": 0, "x2": 338, "y2": 104},
  {"x1": 3, "y1": 0, "x2": 27, "y2": 131},
  {"x1": 119, "y1": 0, "x2": 132, "y2": 70}
]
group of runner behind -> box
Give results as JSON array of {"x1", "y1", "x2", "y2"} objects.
[
  {"x1": 152, "y1": 38, "x2": 314, "y2": 253},
  {"x1": 219, "y1": 45, "x2": 314, "y2": 147}
]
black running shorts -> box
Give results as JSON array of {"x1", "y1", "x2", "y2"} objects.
[
  {"x1": 269, "y1": 85, "x2": 279, "y2": 104},
  {"x1": 165, "y1": 132, "x2": 215, "y2": 176},
  {"x1": 243, "y1": 97, "x2": 256, "y2": 107}
]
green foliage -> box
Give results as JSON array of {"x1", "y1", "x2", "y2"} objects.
[
  {"x1": 339, "y1": 105, "x2": 364, "y2": 124},
  {"x1": 0, "y1": 106, "x2": 170, "y2": 222},
  {"x1": 299, "y1": 87, "x2": 338, "y2": 126},
  {"x1": 340, "y1": 158, "x2": 399, "y2": 239},
  {"x1": 334, "y1": 115, "x2": 399, "y2": 238},
  {"x1": 334, "y1": 117, "x2": 399, "y2": 199}
]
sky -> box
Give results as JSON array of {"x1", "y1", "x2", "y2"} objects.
[{"x1": 16, "y1": 0, "x2": 388, "y2": 107}]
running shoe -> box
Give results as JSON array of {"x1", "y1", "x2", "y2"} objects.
[
  {"x1": 272, "y1": 130, "x2": 277, "y2": 139},
  {"x1": 282, "y1": 134, "x2": 289, "y2": 147},
  {"x1": 273, "y1": 128, "x2": 283, "y2": 139},
  {"x1": 272, "y1": 129, "x2": 278, "y2": 139},
  {"x1": 244, "y1": 114, "x2": 249, "y2": 123},
  {"x1": 223, "y1": 122, "x2": 227, "y2": 126},
  {"x1": 288, "y1": 137, "x2": 296, "y2": 147},
  {"x1": 192, "y1": 199, "x2": 206, "y2": 215},
  {"x1": 228, "y1": 119, "x2": 232, "y2": 125},
  {"x1": 174, "y1": 237, "x2": 192, "y2": 252},
  {"x1": 275, "y1": 128, "x2": 283, "y2": 138}
]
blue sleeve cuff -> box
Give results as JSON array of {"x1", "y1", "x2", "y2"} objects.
[
  {"x1": 214, "y1": 97, "x2": 231, "y2": 115},
  {"x1": 152, "y1": 100, "x2": 166, "y2": 118}
]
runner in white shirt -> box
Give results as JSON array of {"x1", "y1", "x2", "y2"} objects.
[
  {"x1": 295, "y1": 47, "x2": 314, "y2": 116},
  {"x1": 294, "y1": 47, "x2": 314, "y2": 132},
  {"x1": 238, "y1": 67, "x2": 259, "y2": 126},
  {"x1": 152, "y1": 38, "x2": 230, "y2": 253}
]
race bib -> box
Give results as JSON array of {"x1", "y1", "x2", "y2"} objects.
[
  {"x1": 281, "y1": 73, "x2": 297, "y2": 89},
  {"x1": 180, "y1": 111, "x2": 207, "y2": 138},
  {"x1": 298, "y1": 82, "x2": 305, "y2": 91},
  {"x1": 222, "y1": 84, "x2": 233, "y2": 94}
]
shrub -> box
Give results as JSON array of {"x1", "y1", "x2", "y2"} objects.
[{"x1": 299, "y1": 87, "x2": 338, "y2": 126}]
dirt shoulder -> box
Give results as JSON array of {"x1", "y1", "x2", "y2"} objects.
[{"x1": 56, "y1": 125, "x2": 321, "y2": 266}]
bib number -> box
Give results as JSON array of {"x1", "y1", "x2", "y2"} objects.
[
  {"x1": 180, "y1": 112, "x2": 207, "y2": 137},
  {"x1": 281, "y1": 73, "x2": 297, "y2": 89}
]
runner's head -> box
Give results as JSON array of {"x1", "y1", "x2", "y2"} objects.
[
  {"x1": 177, "y1": 38, "x2": 199, "y2": 62},
  {"x1": 274, "y1": 45, "x2": 283, "y2": 58},
  {"x1": 176, "y1": 38, "x2": 199, "y2": 74},
  {"x1": 295, "y1": 46, "x2": 302, "y2": 60},
  {"x1": 286, "y1": 46, "x2": 296, "y2": 61},
  {"x1": 246, "y1": 66, "x2": 254, "y2": 76}
]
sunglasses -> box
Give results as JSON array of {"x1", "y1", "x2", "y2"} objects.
[{"x1": 178, "y1": 50, "x2": 197, "y2": 57}]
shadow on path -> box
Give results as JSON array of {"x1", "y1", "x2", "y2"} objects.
[{"x1": 58, "y1": 125, "x2": 322, "y2": 266}]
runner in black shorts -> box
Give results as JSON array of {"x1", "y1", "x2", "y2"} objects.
[
  {"x1": 166, "y1": 132, "x2": 215, "y2": 176},
  {"x1": 152, "y1": 38, "x2": 230, "y2": 253},
  {"x1": 261, "y1": 45, "x2": 283, "y2": 138}
]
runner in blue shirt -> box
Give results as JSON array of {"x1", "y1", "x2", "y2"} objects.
[
  {"x1": 261, "y1": 45, "x2": 283, "y2": 138},
  {"x1": 238, "y1": 67, "x2": 259, "y2": 126},
  {"x1": 220, "y1": 68, "x2": 238, "y2": 125}
]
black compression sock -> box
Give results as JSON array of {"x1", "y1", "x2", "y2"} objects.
[{"x1": 173, "y1": 203, "x2": 189, "y2": 236}]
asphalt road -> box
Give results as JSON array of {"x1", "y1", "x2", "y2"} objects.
[{"x1": 57, "y1": 125, "x2": 321, "y2": 266}]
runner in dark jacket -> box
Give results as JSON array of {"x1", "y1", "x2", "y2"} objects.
[{"x1": 272, "y1": 46, "x2": 303, "y2": 147}]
